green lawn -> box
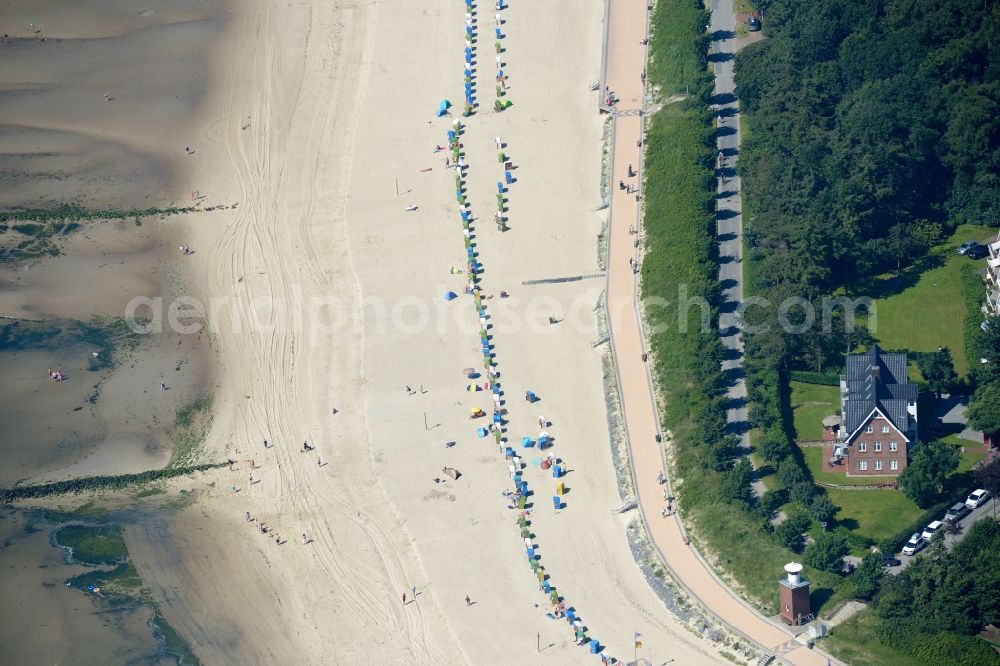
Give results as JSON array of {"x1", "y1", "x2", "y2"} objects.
[
  {"x1": 941, "y1": 434, "x2": 988, "y2": 473},
  {"x1": 869, "y1": 224, "x2": 997, "y2": 376},
  {"x1": 826, "y1": 488, "x2": 923, "y2": 544},
  {"x1": 800, "y1": 447, "x2": 899, "y2": 486},
  {"x1": 790, "y1": 381, "x2": 839, "y2": 441}
]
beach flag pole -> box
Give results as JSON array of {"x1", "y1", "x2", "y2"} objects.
[
  {"x1": 395, "y1": 177, "x2": 399, "y2": 196},
  {"x1": 423, "y1": 412, "x2": 428, "y2": 430}
]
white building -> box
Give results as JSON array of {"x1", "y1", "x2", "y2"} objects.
[{"x1": 988, "y1": 230, "x2": 1000, "y2": 314}]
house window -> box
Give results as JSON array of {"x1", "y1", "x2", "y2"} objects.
[
  {"x1": 874, "y1": 441, "x2": 882, "y2": 452},
  {"x1": 890, "y1": 460, "x2": 898, "y2": 471},
  {"x1": 881, "y1": 425, "x2": 890, "y2": 434},
  {"x1": 875, "y1": 460, "x2": 882, "y2": 471},
  {"x1": 859, "y1": 460, "x2": 868, "y2": 471},
  {"x1": 858, "y1": 442, "x2": 867, "y2": 452},
  {"x1": 889, "y1": 441, "x2": 897, "y2": 452},
  {"x1": 865, "y1": 426, "x2": 873, "y2": 434}
]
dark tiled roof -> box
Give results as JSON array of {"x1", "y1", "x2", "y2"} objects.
[{"x1": 843, "y1": 344, "x2": 915, "y2": 439}]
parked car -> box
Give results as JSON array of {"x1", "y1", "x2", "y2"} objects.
[
  {"x1": 967, "y1": 245, "x2": 989, "y2": 259},
  {"x1": 882, "y1": 556, "x2": 902, "y2": 568},
  {"x1": 966, "y1": 488, "x2": 991, "y2": 509},
  {"x1": 902, "y1": 533, "x2": 926, "y2": 555},
  {"x1": 921, "y1": 520, "x2": 944, "y2": 540},
  {"x1": 945, "y1": 502, "x2": 970, "y2": 523},
  {"x1": 748, "y1": 16, "x2": 761, "y2": 31},
  {"x1": 957, "y1": 240, "x2": 979, "y2": 255}
]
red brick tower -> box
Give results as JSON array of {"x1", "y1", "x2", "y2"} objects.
[{"x1": 779, "y1": 562, "x2": 811, "y2": 626}]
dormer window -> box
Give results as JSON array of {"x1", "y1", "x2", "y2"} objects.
[
  {"x1": 865, "y1": 426, "x2": 873, "y2": 434},
  {"x1": 881, "y1": 425, "x2": 890, "y2": 433}
]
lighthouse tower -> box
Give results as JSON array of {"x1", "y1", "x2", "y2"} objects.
[{"x1": 779, "y1": 562, "x2": 811, "y2": 626}]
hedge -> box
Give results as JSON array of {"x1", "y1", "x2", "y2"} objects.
[
  {"x1": 789, "y1": 370, "x2": 841, "y2": 386},
  {"x1": 960, "y1": 264, "x2": 985, "y2": 381}
]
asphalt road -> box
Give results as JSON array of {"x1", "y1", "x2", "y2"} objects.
[{"x1": 888, "y1": 494, "x2": 996, "y2": 574}]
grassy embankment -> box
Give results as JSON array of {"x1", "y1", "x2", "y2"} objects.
[{"x1": 641, "y1": 0, "x2": 846, "y2": 614}]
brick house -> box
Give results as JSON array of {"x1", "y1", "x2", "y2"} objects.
[{"x1": 832, "y1": 345, "x2": 918, "y2": 476}]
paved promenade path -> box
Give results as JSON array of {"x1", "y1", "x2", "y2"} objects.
[{"x1": 602, "y1": 2, "x2": 834, "y2": 664}]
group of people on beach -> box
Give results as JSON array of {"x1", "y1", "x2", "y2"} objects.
[{"x1": 47, "y1": 368, "x2": 66, "y2": 382}]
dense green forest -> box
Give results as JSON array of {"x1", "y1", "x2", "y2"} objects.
[
  {"x1": 735, "y1": 0, "x2": 1000, "y2": 444},
  {"x1": 736, "y1": 0, "x2": 1000, "y2": 375}
]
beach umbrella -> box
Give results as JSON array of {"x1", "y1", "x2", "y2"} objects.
[
  {"x1": 467, "y1": 384, "x2": 481, "y2": 392},
  {"x1": 444, "y1": 291, "x2": 458, "y2": 301},
  {"x1": 462, "y1": 367, "x2": 476, "y2": 376}
]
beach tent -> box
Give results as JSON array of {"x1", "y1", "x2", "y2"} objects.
[
  {"x1": 437, "y1": 100, "x2": 451, "y2": 117},
  {"x1": 476, "y1": 427, "x2": 488, "y2": 438},
  {"x1": 521, "y1": 436, "x2": 534, "y2": 448},
  {"x1": 442, "y1": 466, "x2": 460, "y2": 480},
  {"x1": 444, "y1": 291, "x2": 458, "y2": 301}
]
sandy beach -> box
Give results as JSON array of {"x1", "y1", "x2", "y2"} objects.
[{"x1": 2, "y1": 0, "x2": 730, "y2": 663}]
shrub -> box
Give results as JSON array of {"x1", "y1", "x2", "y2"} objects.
[
  {"x1": 777, "y1": 459, "x2": 807, "y2": 488},
  {"x1": 758, "y1": 433, "x2": 789, "y2": 463},
  {"x1": 720, "y1": 458, "x2": 755, "y2": 507},
  {"x1": 807, "y1": 493, "x2": 837, "y2": 524},
  {"x1": 803, "y1": 532, "x2": 849, "y2": 572},
  {"x1": 789, "y1": 370, "x2": 840, "y2": 386},
  {"x1": 775, "y1": 509, "x2": 811, "y2": 552},
  {"x1": 789, "y1": 480, "x2": 817, "y2": 505}
]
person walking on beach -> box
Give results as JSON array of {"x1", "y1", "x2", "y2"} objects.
[
  {"x1": 465, "y1": 594, "x2": 472, "y2": 607},
  {"x1": 245, "y1": 511, "x2": 251, "y2": 522},
  {"x1": 402, "y1": 592, "x2": 407, "y2": 605},
  {"x1": 160, "y1": 381, "x2": 167, "y2": 391},
  {"x1": 411, "y1": 585, "x2": 416, "y2": 600}
]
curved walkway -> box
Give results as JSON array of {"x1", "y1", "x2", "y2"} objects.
[{"x1": 601, "y1": 2, "x2": 835, "y2": 664}]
